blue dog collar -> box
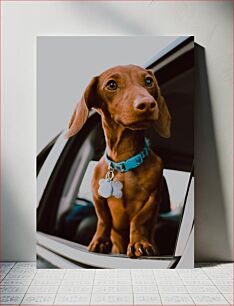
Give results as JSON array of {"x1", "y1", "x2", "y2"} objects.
[{"x1": 104, "y1": 138, "x2": 150, "y2": 173}]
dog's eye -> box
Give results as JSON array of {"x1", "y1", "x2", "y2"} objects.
[
  {"x1": 145, "y1": 76, "x2": 154, "y2": 87},
  {"x1": 106, "y1": 80, "x2": 118, "y2": 90}
]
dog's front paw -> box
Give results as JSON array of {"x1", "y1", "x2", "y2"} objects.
[
  {"x1": 127, "y1": 241, "x2": 157, "y2": 258},
  {"x1": 88, "y1": 237, "x2": 112, "y2": 254}
]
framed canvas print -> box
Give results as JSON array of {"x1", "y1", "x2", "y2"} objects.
[{"x1": 37, "y1": 36, "x2": 194, "y2": 268}]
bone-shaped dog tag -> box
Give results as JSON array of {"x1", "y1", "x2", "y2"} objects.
[
  {"x1": 98, "y1": 179, "x2": 113, "y2": 198},
  {"x1": 98, "y1": 178, "x2": 123, "y2": 199}
]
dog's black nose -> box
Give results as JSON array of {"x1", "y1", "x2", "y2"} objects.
[{"x1": 134, "y1": 97, "x2": 157, "y2": 113}]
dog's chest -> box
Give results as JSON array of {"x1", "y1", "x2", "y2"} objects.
[{"x1": 106, "y1": 170, "x2": 158, "y2": 222}]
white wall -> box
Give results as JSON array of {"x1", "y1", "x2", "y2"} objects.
[{"x1": 2, "y1": 1, "x2": 232, "y2": 261}]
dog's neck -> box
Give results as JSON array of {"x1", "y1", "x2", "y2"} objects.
[{"x1": 101, "y1": 116, "x2": 145, "y2": 163}]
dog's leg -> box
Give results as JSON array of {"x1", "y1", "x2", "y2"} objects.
[
  {"x1": 88, "y1": 195, "x2": 112, "y2": 254},
  {"x1": 127, "y1": 192, "x2": 159, "y2": 258},
  {"x1": 111, "y1": 228, "x2": 129, "y2": 254}
]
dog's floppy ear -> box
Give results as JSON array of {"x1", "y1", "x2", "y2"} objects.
[
  {"x1": 148, "y1": 70, "x2": 171, "y2": 138},
  {"x1": 65, "y1": 77, "x2": 98, "y2": 138},
  {"x1": 154, "y1": 93, "x2": 171, "y2": 138}
]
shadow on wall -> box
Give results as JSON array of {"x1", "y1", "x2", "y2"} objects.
[
  {"x1": 194, "y1": 44, "x2": 231, "y2": 261},
  {"x1": 68, "y1": 2, "x2": 150, "y2": 35}
]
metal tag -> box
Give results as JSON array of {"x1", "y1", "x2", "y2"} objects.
[
  {"x1": 98, "y1": 179, "x2": 123, "y2": 199},
  {"x1": 98, "y1": 166, "x2": 123, "y2": 199},
  {"x1": 98, "y1": 179, "x2": 113, "y2": 198},
  {"x1": 112, "y1": 180, "x2": 123, "y2": 199}
]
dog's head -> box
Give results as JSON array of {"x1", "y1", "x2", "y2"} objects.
[{"x1": 65, "y1": 65, "x2": 171, "y2": 138}]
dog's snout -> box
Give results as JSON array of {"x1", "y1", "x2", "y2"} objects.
[{"x1": 134, "y1": 97, "x2": 157, "y2": 113}]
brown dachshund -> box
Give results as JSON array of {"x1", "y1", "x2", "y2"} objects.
[{"x1": 65, "y1": 65, "x2": 171, "y2": 258}]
